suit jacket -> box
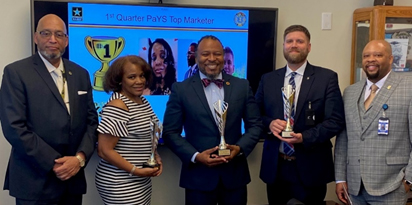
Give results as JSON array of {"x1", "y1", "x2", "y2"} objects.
[
  {"x1": 256, "y1": 63, "x2": 345, "y2": 187},
  {"x1": 335, "y1": 71, "x2": 412, "y2": 196},
  {"x1": 184, "y1": 64, "x2": 199, "y2": 80},
  {"x1": 162, "y1": 72, "x2": 263, "y2": 191},
  {"x1": 0, "y1": 53, "x2": 98, "y2": 200}
]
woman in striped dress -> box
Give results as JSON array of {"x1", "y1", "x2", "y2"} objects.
[{"x1": 95, "y1": 55, "x2": 162, "y2": 205}]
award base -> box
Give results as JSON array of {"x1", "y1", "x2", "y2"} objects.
[
  {"x1": 143, "y1": 162, "x2": 160, "y2": 168},
  {"x1": 282, "y1": 131, "x2": 293, "y2": 138},
  {"x1": 218, "y1": 149, "x2": 231, "y2": 156}
]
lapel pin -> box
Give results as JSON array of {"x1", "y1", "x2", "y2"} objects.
[
  {"x1": 307, "y1": 77, "x2": 310, "y2": 80},
  {"x1": 68, "y1": 71, "x2": 73, "y2": 75},
  {"x1": 387, "y1": 85, "x2": 391, "y2": 90},
  {"x1": 226, "y1": 82, "x2": 230, "y2": 86}
]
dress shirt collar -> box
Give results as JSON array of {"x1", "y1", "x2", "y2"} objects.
[
  {"x1": 365, "y1": 71, "x2": 391, "y2": 91},
  {"x1": 286, "y1": 61, "x2": 307, "y2": 77},
  {"x1": 199, "y1": 71, "x2": 223, "y2": 80},
  {"x1": 38, "y1": 51, "x2": 64, "y2": 74}
]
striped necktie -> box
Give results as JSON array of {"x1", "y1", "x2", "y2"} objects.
[
  {"x1": 289, "y1": 72, "x2": 297, "y2": 118},
  {"x1": 281, "y1": 72, "x2": 297, "y2": 156}
]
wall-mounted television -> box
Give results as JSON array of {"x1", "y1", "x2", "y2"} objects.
[{"x1": 31, "y1": 0, "x2": 278, "y2": 126}]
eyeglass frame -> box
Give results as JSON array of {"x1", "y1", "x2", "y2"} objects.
[{"x1": 37, "y1": 30, "x2": 68, "y2": 39}]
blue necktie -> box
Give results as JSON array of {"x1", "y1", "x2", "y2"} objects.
[
  {"x1": 282, "y1": 72, "x2": 297, "y2": 156},
  {"x1": 289, "y1": 72, "x2": 297, "y2": 121}
]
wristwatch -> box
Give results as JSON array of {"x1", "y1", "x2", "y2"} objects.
[{"x1": 76, "y1": 155, "x2": 85, "y2": 168}]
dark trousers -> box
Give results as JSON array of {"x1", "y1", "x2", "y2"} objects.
[
  {"x1": 267, "y1": 158, "x2": 326, "y2": 205},
  {"x1": 185, "y1": 180, "x2": 247, "y2": 205},
  {"x1": 16, "y1": 193, "x2": 82, "y2": 205}
]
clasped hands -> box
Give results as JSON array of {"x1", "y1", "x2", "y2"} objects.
[
  {"x1": 53, "y1": 156, "x2": 82, "y2": 181},
  {"x1": 270, "y1": 119, "x2": 303, "y2": 144},
  {"x1": 195, "y1": 145, "x2": 240, "y2": 167}
]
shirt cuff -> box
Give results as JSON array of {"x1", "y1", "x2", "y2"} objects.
[
  {"x1": 191, "y1": 152, "x2": 199, "y2": 163},
  {"x1": 336, "y1": 181, "x2": 346, "y2": 184}
]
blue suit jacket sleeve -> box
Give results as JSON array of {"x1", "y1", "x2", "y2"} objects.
[
  {"x1": 162, "y1": 82, "x2": 199, "y2": 164},
  {"x1": 235, "y1": 81, "x2": 263, "y2": 157},
  {"x1": 300, "y1": 71, "x2": 345, "y2": 148}
]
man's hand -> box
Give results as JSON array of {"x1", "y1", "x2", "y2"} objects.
[
  {"x1": 269, "y1": 119, "x2": 286, "y2": 138},
  {"x1": 195, "y1": 146, "x2": 227, "y2": 167},
  {"x1": 224, "y1": 144, "x2": 241, "y2": 162},
  {"x1": 53, "y1": 156, "x2": 81, "y2": 181},
  {"x1": 336, "y1": 182, "x2": 349, "y2": 204},
  {"x1": 283, "y1": 132, "x2": 303, "y2": 144}
]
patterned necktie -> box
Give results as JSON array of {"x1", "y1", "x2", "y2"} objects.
[
  {"x1": 202, "y1": 78, "x2": 224, "y2": 89},
  {"x1": 289, "y1": 72, "x2": 297, "y2": 120},
  {"x1": 282, "y1": 72, "x2": 297, "y2": 156},
  {"x1": 365, "y1": 84, "x2": 378, "y2": 109},
  {"x1": 53, "y1": 69, "x2": 64, "y2": 99}
]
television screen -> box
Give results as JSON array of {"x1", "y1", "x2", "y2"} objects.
[{"x1": 31, "y1": 1, "x2": 278, "y2": 130}]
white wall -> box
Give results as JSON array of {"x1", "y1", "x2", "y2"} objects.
[{"x1": 4, "y1": 0, "x2": 412, "y2": 204}]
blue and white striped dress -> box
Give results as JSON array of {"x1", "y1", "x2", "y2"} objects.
[{"x1": 95, "y1": 92, "x2": 157, "y2": 205}]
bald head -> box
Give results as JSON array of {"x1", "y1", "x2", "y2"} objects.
[
  {"x1": 362, "y1": 40, "x2": 393, "y2": 83},
  {"x1": 363, "y1": 40, "x2": 392, "y2": 55},
  {"x1": 36, "y1": 14, "x2": 67, "y2": 33},
  {"x1": 34, "y1": 14, "x2": 68, "y2": 67}
]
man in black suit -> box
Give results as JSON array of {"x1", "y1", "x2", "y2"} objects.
[
  {"x1": 163, "y1": 35, "x2": 263, "y2": 205},
  {"x1": 0, "y1": 14, "x2": 98, "y2": 204},
  {"x1": 256, "y1": 25, "x2": 345, "y2": 205}
]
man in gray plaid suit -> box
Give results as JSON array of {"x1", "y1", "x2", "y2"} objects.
[{"x1": 335, "y1": 40, "x2": 412, "y2": 204}]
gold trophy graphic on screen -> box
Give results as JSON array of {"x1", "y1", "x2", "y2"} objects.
[{"x1": 85, "y1": 36, "x2": 125, "y2": 91}]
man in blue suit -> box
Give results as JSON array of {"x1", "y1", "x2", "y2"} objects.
[
  {"x1": 163, "y1": 35, "x2": 263, "y2": 205},
  {"x1": 255, "y1": 25, "x2": 345, "y2": 205},
  {"x1": 0, "y1": 14, "x2": 98, "y2": 204}
]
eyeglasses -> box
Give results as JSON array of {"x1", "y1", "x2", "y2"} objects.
[{"x1": 38, "y1": 30, "x2": 67, "y2": 39}]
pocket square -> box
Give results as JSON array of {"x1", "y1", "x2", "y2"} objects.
[{"x1": 78, "y1": 91, "x2": 88, "y2": 95}]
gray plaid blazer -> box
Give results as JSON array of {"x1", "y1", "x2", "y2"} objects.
[{"x1": 335, "y1": 71, "x2": 412, "y2": 196}]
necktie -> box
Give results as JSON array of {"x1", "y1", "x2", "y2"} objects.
[
  {"x1": 289, "y1": 72, "x2": 297, "y2": 118},
  {"x1": 53, "y1": 69, "x2": 64, "y2": 99},
  {"x1": 202, "y1": 78, "x2": 224, "y2": 89},
  {"x1": 365, "y1": 84, "x2": 378, "y2": 109},
  {"x1": 282, "y1": 72, "x2": 297, "y2": 156}
]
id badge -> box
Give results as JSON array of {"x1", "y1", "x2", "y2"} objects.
[{"x1": 378, "y1": 117, "x2": 389, "y2": 136}]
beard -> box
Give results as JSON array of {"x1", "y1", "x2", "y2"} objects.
[
  {"x1": 199, "y1": 65, "x2": 221, "y2": 79},
  {"x1": 364, "y1": 70, "x2": 379, "y2": 80},
  {"x1": 40, "y1": 49, "x2": 65, "y2": 60},
  {"x1": 283, "y1": 49, "x2": 308, "y2": 64}
]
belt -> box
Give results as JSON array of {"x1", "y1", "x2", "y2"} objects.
[{"x1": 279, "y1": 153, "x2": 296, "y2": 161}]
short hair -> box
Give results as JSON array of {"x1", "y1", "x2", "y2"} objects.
[
  {"x1": 224, "y1": 46, "x2": 233, "y2": 56},
  {"x1": 189, "y1": 42, "x2": 198, "y2": 49},
  {"x1": 195, "y1": 35, "x2": 223, "y2": 56},
  {"x1": 283, "y1": 25, "x2": 311, "y2": 41},
  {"x1": 103, "y1": 55, "x2": 152, "y2": 93}
]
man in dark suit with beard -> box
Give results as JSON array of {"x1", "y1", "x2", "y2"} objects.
[
  {"x1": 163, "y1": 35, "x2": 263, "y2": 205},
  {"x1": 0, "y1": 14, "x2": 98, "y2": 205},
  {"x1": 256, "y1": 25, "x2": 345, "y2": 205}
]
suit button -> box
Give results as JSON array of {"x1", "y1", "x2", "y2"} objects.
[
  {"x1": 358, "y1": 159, "x2": 360, "y2": 162},
  {"x1": 70, "y1": 132, "x2": 73, "y2": 136}
]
